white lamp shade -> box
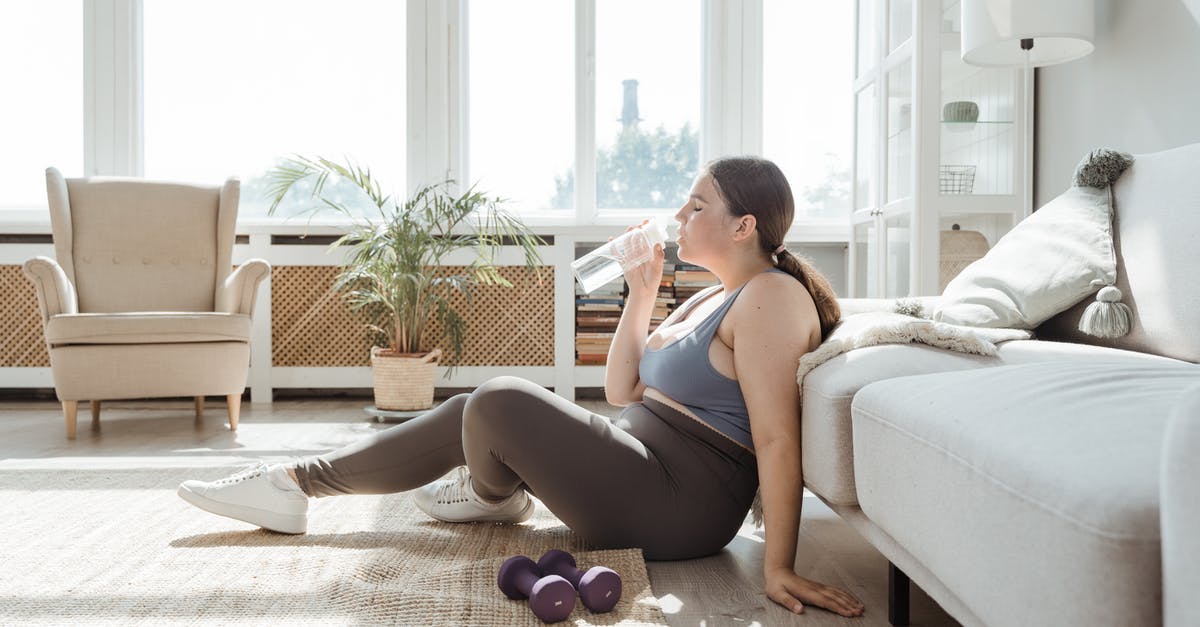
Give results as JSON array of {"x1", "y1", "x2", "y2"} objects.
[{"x1": 961, "y1": 0, "x2": 1095, "y2": 67}]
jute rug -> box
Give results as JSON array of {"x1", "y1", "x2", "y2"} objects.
[{"x1": 0, "y1": 467, "x2": 667, "y2": 626}]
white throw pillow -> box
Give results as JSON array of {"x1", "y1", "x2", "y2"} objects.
[{"x1": 933, "y1": 184, "x2": 1118, "y2": 329}]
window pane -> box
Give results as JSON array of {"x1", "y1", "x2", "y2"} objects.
[
  {"x1": 763, "y1": 0, "x2": 854, "y2": 220},
  {"x1": 144, "y1": 1, "x2": 405, "y2": 220},
  {"x1": 0, "y1": 2, "x2": 83, "y2": 209},
  {"x1": 468, "y1": 0, "x2": 573, "y2": 212},
  {"x1": 595, "y1": 0, "x2": 700, "y2": 211}
]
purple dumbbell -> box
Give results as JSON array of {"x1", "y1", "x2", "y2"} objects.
[
  {"x1": 537, "y1": 549, "x2": 622, "y2": 613},
  {"x1": 497, "y1": 555, "x2": 576, "y2": 623}
]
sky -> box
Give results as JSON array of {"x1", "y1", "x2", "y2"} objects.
[{"x1": 1, "y1": 0, "x2": 853, "y2": 219}]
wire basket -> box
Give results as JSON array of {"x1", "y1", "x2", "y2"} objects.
[{"x1": 939, "y1": 165, "x2": 976, "y2": 194}]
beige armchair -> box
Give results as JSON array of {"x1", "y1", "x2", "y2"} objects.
[{"x1": 23, "y1": 168, "x2": 270, "y2": 439}]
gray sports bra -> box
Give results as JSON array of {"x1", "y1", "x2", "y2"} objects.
[{"x1": 638, "y1": 269, "x2": 787, "y2": 452}]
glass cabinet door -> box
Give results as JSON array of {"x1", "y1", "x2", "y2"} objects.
[
  {"x1": 938, "y1": 0, "x2": 1015, "y2": 197},
  {"x1": 882, "y1": 208, "x2": 911, "y2": 297},
  {"x1": 854, "y1": 84, "x2": 876, "y2": 214},
  {"x1": 885, "y1": 58, "x2": 913, "y2": 205},
  {"x1": 857, "y1": 0, "x2": 878, "y2": 77},
  {"x1": 851, "y1": 212, "x2": 879, "y2": 298},
  {"x1": 888, "y1": 0, "x2": 912, "y2": 52}
]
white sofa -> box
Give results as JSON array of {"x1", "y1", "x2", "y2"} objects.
[{"x1": 804, "y1": 142, "x2": 1200, "y2": 627}]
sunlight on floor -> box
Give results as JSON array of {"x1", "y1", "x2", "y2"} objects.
[{"x1": 654, "y1": 593, "x2": 683, "y2": 614}]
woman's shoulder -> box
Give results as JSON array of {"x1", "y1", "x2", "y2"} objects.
[
  {"x1": 732, "y1": 271, "x2": 819, "y2": 324},
  {"x1": 740, "y1": 270, "x2": 808, "y2": 300}
]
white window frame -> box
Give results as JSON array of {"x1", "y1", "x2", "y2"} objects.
[
  {"x1": 11, "y1": 0, "x2": 845, "y2": 242},
  {"x1": 444, "y1": 0, "x2": 766, "y2": 227}
]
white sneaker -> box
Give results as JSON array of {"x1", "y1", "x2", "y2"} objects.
[
  {"x1": 177, "y1": 463, "x2": 309, "y2": 534},
  {"x1": 412, "y1": 466, "x2": 535, "y2": 524}
]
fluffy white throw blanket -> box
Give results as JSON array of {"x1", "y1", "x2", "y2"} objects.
[{"x1": 748, "y1": 311, "x2": 1032, "y2": 527}]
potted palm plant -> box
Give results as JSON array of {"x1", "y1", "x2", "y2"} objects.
[{"x1": 265, "y1": 156, "x2": 546, "y2": 410}]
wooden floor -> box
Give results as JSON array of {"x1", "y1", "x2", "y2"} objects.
[{"x1": 0, "y1": 396, "x2": 959, "y2": 627}]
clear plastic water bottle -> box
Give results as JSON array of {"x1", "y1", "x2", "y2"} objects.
[{"x1": 571, "y1": 217, "x2": 675, "y2": 294}]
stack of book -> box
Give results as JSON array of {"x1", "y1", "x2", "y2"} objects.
[
  {"x1": 673, "y1": 263, "x2": 719, "y2": 302},
  {"x1": 650, "y1": 263, "x2": 676, "y2": 333},
  {"x1": 575, "y1": 278, "x2": 624, "y2": 365}
]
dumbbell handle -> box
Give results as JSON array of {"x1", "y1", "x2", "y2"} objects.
[
  {"x1": 513, "y1": 568, "x2": 542, "y2": 596},
  {"x1": 542, "y1": 563, "x2": 583, "y2": 588}
]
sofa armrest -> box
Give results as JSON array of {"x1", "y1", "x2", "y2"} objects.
[
  {"x1": 22, "y1": 256, "x2": 78, "y2": 323},
  {"x1": 837, "y1": 296, "x2": 942, "y2": 318},
  {"x1": 1162, "y1": 383, "x2": 1200, "y2": 627},
  {"x1": 215, "y1": 259, "x2": 271, "y2": 318}
]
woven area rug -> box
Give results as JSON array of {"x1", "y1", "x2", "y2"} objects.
[{"x1": 0, "y1": 467, "x2": 667, "y2": 626}]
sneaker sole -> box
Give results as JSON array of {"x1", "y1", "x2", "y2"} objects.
[
  {"x1": 177, "y1": 485, "x2": 307, "y2": 534},
  {"x1": 424, "y1": 495, "x2": 537, "y2": 524}
]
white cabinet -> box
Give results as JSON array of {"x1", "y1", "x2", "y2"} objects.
[{"x1": 850, "y1": 0, "x2": 1029, "y2": 298}]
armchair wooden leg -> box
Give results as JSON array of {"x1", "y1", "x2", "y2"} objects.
[
  {"x1": 195, "y1": 396, "x2": 204, "y2": 419},
  {"x1": 90, "y1": 400, "x2": 101, "y2": 429},
  {"x1": 226, "y1": 394, "x2": 241, "y2": 431},
  {"x1": 64, "y1": 401, "x2": 78, "y2": 440}
]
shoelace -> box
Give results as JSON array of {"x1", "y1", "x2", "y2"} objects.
[
  {"x1": 434, "y1": 467, "x2": 475, "y2": 504},
  {"x1": 212, "y1": 463, "x2": 267, "y2": 486}
]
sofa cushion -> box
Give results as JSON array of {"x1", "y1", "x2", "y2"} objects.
[
  {"x1": 802, "y1": 339, "x2": 1180, "y2": 505},
  {"x1": 1038, "y1": 142, "x2": 1200, "y2": 363},
  {"x1": 933, "y1": 182, "x2": 1122, "y2": 330},
  {"x1": 852, "y1": 361, "x2": 1200, "y2": 627},
  {"x1": 45, "y1": 312, "x2": 251, "y2": 345}
]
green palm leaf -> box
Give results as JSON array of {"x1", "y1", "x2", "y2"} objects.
[{"x1": 265, "y1": 155, "x2": 545, "y2": 377}]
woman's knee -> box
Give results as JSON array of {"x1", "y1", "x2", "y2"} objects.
[{"x1": 464, "y1": 376, "x2": 544, "y2": 429}]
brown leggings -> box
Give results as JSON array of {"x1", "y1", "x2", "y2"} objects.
[{"x1": 292, "y1": 375, "x2": 758, "y2": 560}]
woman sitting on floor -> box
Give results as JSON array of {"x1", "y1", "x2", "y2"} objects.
[{"x1": 178, "y1": 156, "x2": 864, "y2": 619}]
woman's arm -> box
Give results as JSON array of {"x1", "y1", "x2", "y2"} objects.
[
  {"x1": 603, "y1": 225, "x2": 664, "y2": 406},
  {"x1": 734, "y1": 275, "x2": 864, "y2": 618}
]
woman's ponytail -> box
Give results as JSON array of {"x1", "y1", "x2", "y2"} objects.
[{"x1": 775, "y1": 249, "x2": 840, "y2": 339}]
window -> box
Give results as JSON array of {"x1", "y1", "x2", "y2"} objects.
[
  {"x1": 0, "y1": 2, "x2": 83, "y2": 209},
  {"x1": 593, "y1": 0, "x2": 700, "y2": 211},
  {"x1": 762, "y1": 0, "x2": 854, "y2": 220},
  {"x1": 466, "y1": 0, "x2": 574, "y2": 213},
  {"x1": 143, "y1": 0, "x2": 405, "y2": 219},
  {"x1": 465, "y1": 0, "x2": 700, "y2": 216},
  {"x1": 18, "y1": 3, "x2": 859, "y2": 235}
]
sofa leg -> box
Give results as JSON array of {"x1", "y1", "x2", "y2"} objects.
[
  {"x1": 90, "y1": 400, "x2": 101, "y2": 429},
  {"x1": 195, "y1": 396, "x2": 204, "y2": 420},
  {"x1": 63, "y1": 401, "x2": 78, "y2": 440},
  {"x1": 226, "y1": 394, "x2": 241, "y2": 432},
  {"x1": 889, "y1": 561, "x2": 910, "y2": 626}
]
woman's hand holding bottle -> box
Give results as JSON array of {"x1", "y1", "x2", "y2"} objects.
[{"x1": 613, "y1": 219, "x2": 665, "y2": 303}]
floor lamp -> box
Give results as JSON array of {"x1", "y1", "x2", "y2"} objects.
[{"x1": 960, "y1": 0, "x2": 1095, "y2": 217}]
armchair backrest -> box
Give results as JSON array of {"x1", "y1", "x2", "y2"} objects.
[
  {"x1": 1037, "y1": 142, "x2": 1200, "y2": 363},
  {"x1": 45, "y1": 168, "x2": 239, "y2": 313}
]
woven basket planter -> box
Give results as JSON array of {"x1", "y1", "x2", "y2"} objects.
[
  {"x1": 939, "y1": 228, "x2": 990, "y2": 293},
  {"x1": 371, "y1": 347, "x2": 442, "y2": 411}
]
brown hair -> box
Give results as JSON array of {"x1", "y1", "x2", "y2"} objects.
[{"x1": 704, "y1": 156, "x2": 841, "y2": 338}]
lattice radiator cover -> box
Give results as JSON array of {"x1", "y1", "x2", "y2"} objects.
[
  {"x1": 1, "y1": 264, "x2": 555, "y2": 370},
  {"x1": 271, "y1": 266, "x2": 555, "y2": 367},
  {"x1": 0, "y1": 265, "x2": 50, "y2": 367}
]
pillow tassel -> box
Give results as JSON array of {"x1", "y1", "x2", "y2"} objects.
[{"x1": 1079, "y1": 284, "x2": 1132, "y2": 338}]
